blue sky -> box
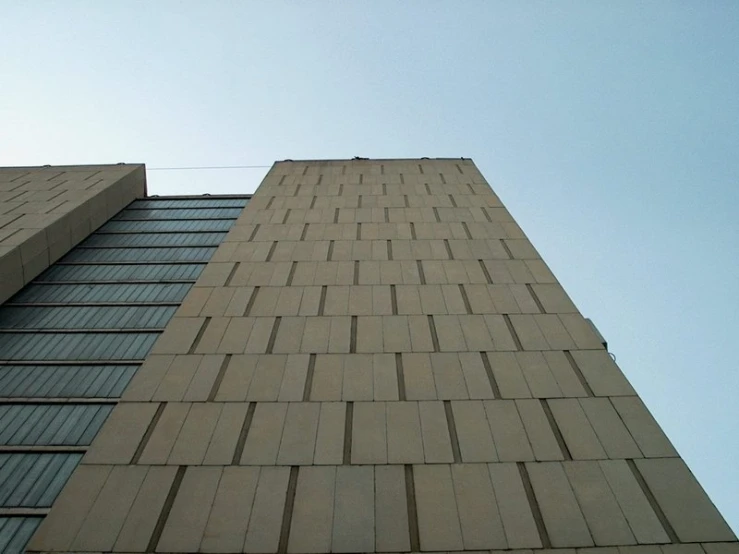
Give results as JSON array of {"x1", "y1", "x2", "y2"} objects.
[{"x1": 2, "y1": 1, "x2": 738, "y2": 530}]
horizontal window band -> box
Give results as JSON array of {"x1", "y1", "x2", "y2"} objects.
[
  {"x1": 30, "y1": 280, "x2": 197, "y2": 285},
  {"x1": 3, "y1": 302, "x2": 181, "y2": 307},
  {"x1": 0, "y1": 329, "x2": 163, "y2": 334},
  {"x1": 0, "y1": 446, "x2": 88, "y2": 454},
  {"x1": 0, "y1": 398, "x2": 118, "y2": 404},
  {"x1": 0, "y1": 361, "x2": 143, "y2": 366}
]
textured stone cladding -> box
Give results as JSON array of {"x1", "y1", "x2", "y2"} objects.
[
  {"x1": 28, "y1": 159, "x2": 737, "y2": 553},
  {"x1": 0, "y1": 164, "x2": 146, "y2": 303}
]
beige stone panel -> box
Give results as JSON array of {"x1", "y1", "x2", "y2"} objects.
[
  {"x1": 225, "y1": 287, "x2": 255, "y2": 316},
  {"x1": 292, "y1": 261, "x2": 316, "y2": 285},
  {"x1": 203, "y1": 403, "x2": 249, "y2": 465},
  {"x1": 549, "y1": 398, "x2": 607, "y2": 460},
  {"x1": 702, "y1": 545, "x2": 739, "y2": 554},
  {"x1": 532, "y1": 283, "x2": 578, "y2": 312},
  {"x1": 526, "y1": 461, "x2": 593, "y2": 547},
  {"x1": 375, "y1": 465, "x2": 411, "y2": 552},
  {"x1": 510, "y1": 284, "x2": 541, "y2": 313},
  {"x1": 289, "y1": 466, "x2": 336, "y2": 553},
  {"x1": 84, "y1": 402, "x2": 158, "y2": 464},
  {"x1": 580, "y1": 397, "x2": 642, "y2": 459},
  {"x1": 386, "y1": 401, "x2": 424, "y2": 463},
  {"x1": 516, "y1": 399, "x2": 565, "y2": 461},
  {"x1": 121, "y1": 354, "x2": 174, "y2": 401},
  {"x1": 274, "y1": 287, "x2": 304, "y2": 316},
  {"x1": 241, "y1": 402, "x2": 288, "y2": 465},
  {"x1": 183, "y1": 354, "x2": 225, "y2": 401},
  {"x1": 114, "y1": 466, "x2": 178, "y2": 552},
  {"x1": 278, "y1": 402, "x2": 320, "y2": 465},
  {"x1": 483, "y1": 260, "x2": 515, "y2": 283},
  {"x1": 273, "y1": 316, "x2": 307, "y2": 353},
  {"x1": 599, "y1": 460, "x2": 670, "y2": 544},
  {"x1": 382, "y1": 315, "x2": 412, "y2": 352},
  {"x1": 138, "y1": 402, "x2": 189, "y2": 464},
  {"x1": 151, "y1": 354, "x2": 200, "y2": 401},
  {"x1": 418, "y1": 284, "x2": 446, "y2": 314},
  {"x1": 244, "y1": 466, "x2": 290, "y2": 553},
  {"x1": 301, "y1": 316, "x2": 330, "y2": 352},
  {"x1": 543, "y1": 351, "x2": 589, "y2": 397},
  {"x1": 325, "y1": 285, "x2": 350, "y2": 315},
  {"x1": 424, "y1": 260, "x2": 448, "y2": 284},
  {"x1": 452, "y1": 400, "x2": 498, "y2": 462},
  {"x1": 373, "y1": 353, "x2": 399, "y2": 400},
  {"x1": 356, "y1": 316, "x2": 383, "y2": 353},
  {"x1": 342, "y1": 353, "x2": 373, "y2": 400},
  {"x1": 564, "y1": 461, "x2": 636, "y2": 545},
  {"x1": 486, "y1": 351, "x2": 532, "y2": 398},
  {"x1": 329, "y1": 315, "x2": 351, "y2": 352},
  {"x1": 430, "y1": 352, "x2": 468, "y2": 399},
  {"x1": 443, "y1": 260, "x2": 470, "y2": 283},
  {"x1": 505, "y1": 238, "x2": 539, "y2": 259},
  {"x1": 536, "y1": 313, "x2": 578, "y2": 349},
  {"x1": 484, "y1": 400, "x2": 535, "y2": 461},
  {"x1": 465, "y1": 283, "x2": 495, "y2": 313},
  {"x1": 176, "y1": 286, "x2": 212, "y2": 316},
  {"x1": 462, "y1": 259, "x2": 489, "y2": 283},
  {"x1": 418, "y1": 400, "x2": 455, "y2": 463},
  {"x1": 413, "y1": 464, "x2": 464, "y2": 551},
  {"x1": 332, "y1": 465, "x2": 375, "y2": 553},
  {"x1": 559, "y1": 313, "x2": 605, "y2": 349},
  {"x1": 247, "y1": 354, "x2": 287, "y2": 401},
  {"x1": 278, "y1": 354, "x2": 310, "y2": 401},
  {"x1": 215, "y1": 354, "x2": 257, "y2": 401},
  {"x1": 636, "y1": 458, "x2": 736, "y2": 542},
  {"x1": 244, "y1": 316, "x2": 276, "y2": 353},
  {"x1": 400, "y1": 259, "x2": 422, "y2": 283},
  {"x1": 452, "y1": 463, "x2": 507, "y2": 549},
  {"x1": 408, "y1": 314, "x2": 434, "y2": 352},
  {"x1": 611, "y1": 396, "x2": 678, "y2": 457},
  {"x1": 434, "y1": 314, "x2": 467, "y2": 351},
  {"x1": 488, "y1": 463, "x2": 543, "y2": 549},
  {"x1": 201, "y1": 288, "x2": 236, "y2": 316},
  {"x1": 28, "y1": 465, "x2": 112, "y2": 551},
  {"x1": 508, "y1": 314, "x2": 549, "y2": 350},
  {"x1": 311, "y1": 354, "x2": 344, "y2": 400},
  {"x1": 348, "y1": 285, "x2": 372, "y2": 314},
  {"x1": 483, "y1": 315, "x2": 519, "y2": 350},
  {"x1": 570, "y1": 350, "x2": 636, "y2": 396},
  {"x1": 71, "y1": 465, "x2": 148, "y2": 551},
  {"x1": 380, "y1": 260, "x2": 404, "y2": 284},
  {"x1": 458, "y1": 351, "x2": 495, "y2": 399},
  {"x1": 200, "y1": 467, "x2": 259, "y2": 552},
  {"x1": 516, "y1": 351, "x2": 563, "y2": 397},
  {"x1": 151, "y1": 317, "x2": 205, "y2": 354},
  {"x1": 488, "y1": 284, "x2": 522, "y2": 313},
  {"x1": 217, "y1": 317, "x2": 255, "y2": 353},
  {"x1": 168, "y1": 403, "x2": 223, "y2": 464},
  {"x1": 525, "y1": 259, "x2": 558, "y2": 283},
  {"x1": 459, "y1": 314, "x2": 496, "y2": 350},
  {"x1": 314, "y1": 402, "x2": 345, "y2": 465},
  {"x1": 352, "y1": 401, "x2": 387, "y2": 464}
]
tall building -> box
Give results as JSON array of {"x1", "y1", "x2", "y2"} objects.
[{"x1": 0, "y1": 159, "x2": 735, "y2": 554}]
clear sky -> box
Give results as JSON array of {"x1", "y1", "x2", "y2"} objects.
[{"x1": 2, "y1": 1, "x2": 738, "y2": 530}]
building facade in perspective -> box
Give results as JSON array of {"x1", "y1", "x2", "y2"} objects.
[{"x1": 0, "y1": 159, "x2": 735, "y2": 553}]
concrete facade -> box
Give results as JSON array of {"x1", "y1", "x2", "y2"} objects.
[
  {"x1": 26, "y1": 158, "x2": 737, "y2": 553},
  {"x1": 0, "y1": 164, "x2": 146, "y2": 303}
]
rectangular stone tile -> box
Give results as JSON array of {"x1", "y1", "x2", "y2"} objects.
[
  {"x1": 183, "y1": 355, "x2": 225, "y2": 401},
  {"x1": 484, "y1": 400, "x2": 535, "y2": 461},
  {"x1": 314, "y1": 402, "x2": 345, "y2": 464},
  {"x1": 526, "y1": 461, "x2": 593, "y2": 547},
  {"x1": 114, "y1": 466, "x2": 178, "y2": 552},
  {"x1": 356, "y1": 315, "x2": 383, "y2": 353},
  {"x1": 386, "y1": 401, "x2": 424, "y2": 463},
  {"x1": 599, "y1": 460, "x2": 670, "y2": 544},
  {"x1": 72, "y1": 465, "x2": 148, "y2": 551},
  {"x1": 241, "y1": 402, "x2": 288, "y2": 465},
  {"x1": 516, "y1": 399, "x2": 565, "y2": 461},
  {"x1": 611, "y1": 396, "x2": 678, "y2": 457},
  {"x1": 508, "y1": 314, "x2": 549, "y2": 350},
  {"x1": 396, "y1": 284, "x2": 422, "y2": 314},
  {"x1": 138, "y1": 402, "x2": 190, "y2": 465},
  {"x1": 375, "y1": 465, "x2": 410, "y2": 552},
  {"x1": 329, "y1": 315, "x2": 351, "y2": 352},
  {"x1": 27, "y1": 465, "x2": 112, "y2": 551},
  {"x1": 311, "y1": 354, "x2": 344, "y2": 400},
  {"x1": 289, "y1": 466, "x2": 335, "y2": 554},
  {"x1": 580, "y1": 397, "x2": 642, "y2": 459},
  {"x1": 403, "y1": 352, "x2": 438, "y2": 400},
  {"x1": 352, "y1": 401, "x2": 387, "y2": 464},
  {"x1": 413, "y1": 464, "x2": 464, "y2": 551},
  {"x1": 373, "y1": 353, "x2": 399, "y2": 400},
  {"x1": 560, "y1": 313, "x2": 605, "y2": 349},
  {"x1": 543, "y1": 351, "x2": 589, "y2": 397},
  {"x1": 635, "y1": 458, "x2": 736, "y2": 542},
  {"x1": 564, "y1": 461, "x2": 636, "y2": 546},
  {"x1": 301, "y1": 317, "x2": 331, "y2": 352},
  {"x1": 152, "y1": 354, "x2": 200, "y2": 401},
  {"x1": 459, "y1": 314, "x2": 496, "y2": 350},
  {"x1": 549, "y1": 398, "x2": 607, "y2": 460},
  {"x1": 151, "y1": 317, "x2": 205, "y2": 355},
  {"x1": 216, "y1": 354, "x2": 257, "y2": 401},
  {"x1": 487, "y1": 351, "x2": 532, "y2": 398},
  {"x1": 488, "y1": 463, "x2": 543, "y2": 549},
  {"x1": 244, "y1": 316, "x2": 276, "y2": 353},
  {"x1": 244, "y1": 466, "x2": 290, "y2": 553},
  {"x1": 84, "y1": 402, "x2": 158, "y2": 464},
  {"x1": 203, "y1": 403, "x2": 249, "y2": 465},
  {"x1": 434, "y1": 314, "x2": 467, "y2": 351},
  {"x1": 278, "y1": 354, "x2": 310, "y2": 401},
  {"x1": 452, "y1": 463, "x2": 507, "y2": 549},
  {"x1": 247, "y1": 355, "x2": 286, "y2": 401},
  {"x1": 278, "y1": 402, "x2": 320, "y2": 465},
  {"x1": 273, "y1": 316, "x2": 307, "y2": 353},
  {"x1": 121, "y1": 354, "x2": 174, "y2": 401},
  {"x1": 408, "y1": 314, "x2": 434, "y2": 351},
  {"x1": 418, "y1": 400, "x2": 454, "y2": 463},
  {"x1": 532, "y1": 283, "x2": 578, "y2": 313},
  {"x1": 452, "y1": 400, "x2": 498, "y2": 462},
  {"x1": 483, "y1": 314, "x2": 518, "y2": 350},
  {"x1": 516, "y1": 351, "x2": 563, "y2": 397},
  {"x1": 157, "y1": 466, "x2": 221, "y2": 552},
  {"x1": 536, "y1": 313, "x2": 578, "y2": 349},
  {"x1": 343, "y1": 353, "x2": 374, "y2": 400},
  {"x1": 383, "y1": 315, "x2": 413, "y2": 352},
  {"x1": 458, "y1": 352, "x2": 495, "y2": 399},
  {"x1": 431, "y1": 352, "x2": 468, "y2": 399},
  {"x1": 195, "y1": 316, "x2": 231, "y2": 354},
  {"x1": 168, "y1": 402, "x2": 223, "y2": 464},
  {"x1": 333, "y1": 465, "x2": 375, "y2": 553}
]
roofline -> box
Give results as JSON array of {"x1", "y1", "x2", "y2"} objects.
[
  {"x1": 143, "y1": 194, "x2": 252, "y2": 200},
  {"x1": 274, "y1": 157, "x2": 474, "y2": 163}
]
